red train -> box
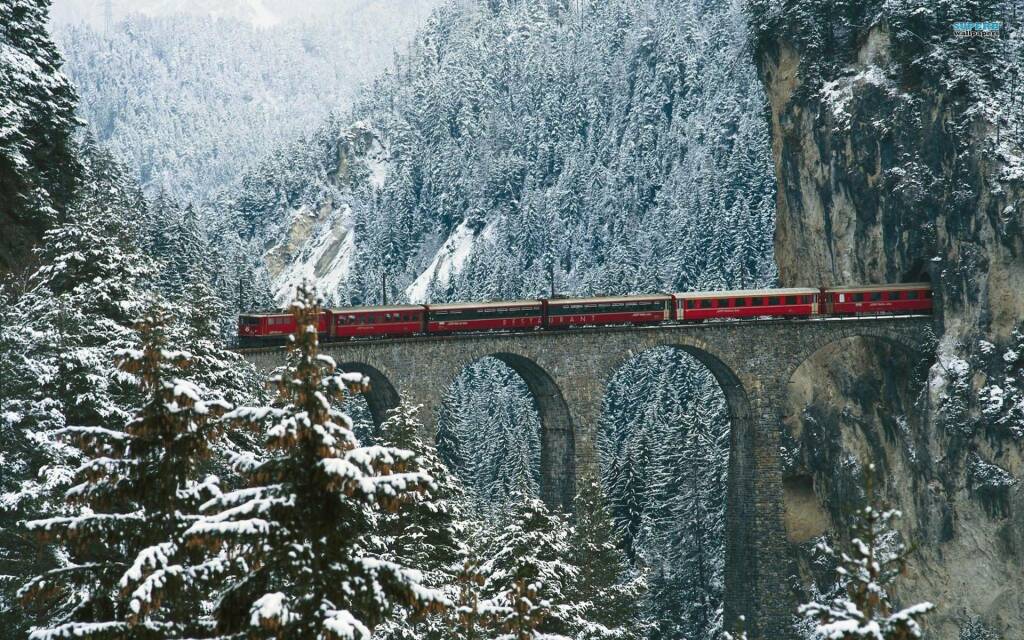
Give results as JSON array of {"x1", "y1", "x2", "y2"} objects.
[{"x1": 237, "y1": 283, "x2": 933, "y2": 347}]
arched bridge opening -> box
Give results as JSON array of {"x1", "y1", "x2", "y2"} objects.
[
  {"x1": 335, "y1": 362, "x2": 401, "y2": 429},
  {"x1": 598, "y1": 341, "x2": 757, "y2": 635},
  {"x1": 490, "y1": 352, "x2": 576, "y2": 512},
  {"x1": 436, "y1": 352, "x2": 576, "y2": 513}
]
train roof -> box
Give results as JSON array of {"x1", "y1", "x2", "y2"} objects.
[
  {"x1": 546, "y1": 294, "x2": 672, "y2": 305},
  {"x1": 675, "y1": 287, "x2": 819, "y2": 299},
  {"x1": 826, "y1": 283, "x2": 931, "y2": 292},
  {"x1": 329, "y1": 304, "x2": 425, "y2": 314},
  {"x1": 239, "y1": 311, "x2": 291, "y2": 318},
  {"x1": 429, "y1": 299, "x2": 542, "y2": 311}
]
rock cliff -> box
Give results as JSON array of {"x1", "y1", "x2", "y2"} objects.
[{"x1": 749, "y1": 2, "x2": 1023, "y2": 637}]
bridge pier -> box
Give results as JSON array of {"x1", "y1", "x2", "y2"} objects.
[{"x1": 724, "y1": 376, "x2": 797, "y2": 639}]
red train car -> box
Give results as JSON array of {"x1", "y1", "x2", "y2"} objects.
[
  {"x1": 821, "y1": 283, "x2": 932, "y2": 316},
  {"x1": 676, "y1": 288, "x2": 819, "y2": 321},
  {"x1": 237, "y1": 284, "x2": 933, "y2": 346},
  {"x1": 546, "y1": 295, "x2": 671, "y2": 328},
  {"x1": 238, "y1": 311, "x2": 330, "y2": 347},
  {"x1": 427, "y1": 300, "x2": 543, "y2": 334},
  {"x1": 330, "y1": 304, "x2": 426, "y2": 340}
]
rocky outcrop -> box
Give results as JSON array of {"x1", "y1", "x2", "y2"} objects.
[
  {"x1": 749, "y1": 2, "x2": 1023, "y2": 637},
  {"x1": 260, "y1": 122, "x2": 387, "y2": 303}
]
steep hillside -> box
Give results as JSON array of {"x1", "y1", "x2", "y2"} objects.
[
  {"x1": 221, "y1": 0, "x2": 776, "y2": 308},
  {"x1": 748, "y1": 1, "x2": 1023, "y2": 637}
]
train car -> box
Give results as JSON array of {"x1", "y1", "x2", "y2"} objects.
[
  {"x1": 676, "y1": 288, "x2": 819, "y2": 321},
  {"x1": 330, "y1": 304, "x2": 426, "y2": 340},
  {"x1": 821, "y1": 283, "x2": 932, "y2": 316},
  {"x1": 546, "y1": 295, "x2": 672, "y2": 328},
  {"x1": 427, "y1": 300, "x2": 543, "y2": 334},
  {"x1": 237, "y1": 311, "x2": 330, "y2": 347}
]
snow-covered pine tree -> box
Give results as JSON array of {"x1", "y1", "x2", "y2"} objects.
[
  {"x1": 185, "y1": 282, "x2": 447, "y2": 638},
  {"x1": 371, "y1": 403, "x2": 463, "y2": 640},
  {"x1": 565, "y1": 480, "x2": 645, "y2": 640},
  {"x1": 0, "y1": 135, "x2": 261, "y2": 636},
  {"x1": 451, "y1": 556, "x2": 489, "y2": 639},
  {"x1": 481, "y1": 493, "x2": 574, "y2": 639},
  {"x1": 799, "y1": 465, "x2": 934, "y2": 640},
  {"x1": 18, "y1": 308, "x2": 229, "y2": 638},
  {"x1": 0, "y1": 0, "x2": 81, "y2": 274}
]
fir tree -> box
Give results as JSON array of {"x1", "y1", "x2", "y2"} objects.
[
  {"x1": 0, "y1": 0, "x2": 81, "y2": 273},
  {"x1": 18, "y1": 308, "x2": 229, "y2": 638},
  {"x1": 448, "y1": 549, "x2": 501, "y2": 640},
  {"x1": 371, "y1": 403, "x2": 463, "y2": 640},
  {"x1": 185, "y1": 282, "x2": 447, "y2": 638},
  {"x1": 481, "y1": 494, "x2": 574, "y2": 639},
  {"x1": 565, "y1": 480, "x2": 645, "y2": 640},
  {"x1": 799, "y1": 466, "x2": 934, "y2": 640}
]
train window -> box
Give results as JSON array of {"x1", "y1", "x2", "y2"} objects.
[
  {"x1": 786, "y1": 296, "x2": 797, "y2": 305},
  {"x1": 769, "y1": 297, "x2": 780, "y2": 305},
  {"x1": 750, "y1": 297, "x2": 761, "y2": 306},
  {"x1": 871, "y1": 292, "x2": 882, "y2": 301},
  {"x1": 906, "y1": 290, "x2": 917, "y2": 299},
  {"x1": 735, "y1": 298, "x2": 746, "y2": 307},
  {"x1": 853, "y1": 293, "x2": 864, "y2": 302}
]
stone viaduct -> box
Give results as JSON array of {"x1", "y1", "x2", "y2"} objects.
[{"x1": 240, "y1": 315, "x2": 933, "y2": 640}]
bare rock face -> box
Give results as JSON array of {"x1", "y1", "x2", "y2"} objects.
[
  {"x1": 749, "y1": 3, "x2": 1023, "y2": 637},
  {"x1": 261, "y1": 122, "x2": 388, "y2": 303}
]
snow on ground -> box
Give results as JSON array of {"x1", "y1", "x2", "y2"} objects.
[
  {"x1": 270, "y1": 205, "x2": 357, "y2": 304},
  {"x1": 820, "y1": 65, "x2": 894, "y2": 128},
  {"x1": 405, "y1": 219, "x2": 493, "y2": 303}
]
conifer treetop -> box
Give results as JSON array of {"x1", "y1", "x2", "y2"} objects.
[{"x1": 185, "y1": 281, "x2": 448, "y2": 639}]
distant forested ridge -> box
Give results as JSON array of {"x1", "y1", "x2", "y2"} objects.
[{"x1": 53, "y1": 1, "x2": 440, "y2": 202}]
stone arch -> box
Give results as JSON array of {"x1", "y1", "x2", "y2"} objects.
[
  {"x1": 334, "y1": 361, "x2": 401, "y2": 428},
  {"x1": 779, "y1": 329, "x2": 934, "y2": 589},
  {"x1": 600, "y1": 339, "x2": 757, "y2": 633},
  {"x1": 784, "y1": 326, "x2": 931, "y2": 385},
  {"x1": 443, "y1": 350, "x2": 576, "y2": 512}
]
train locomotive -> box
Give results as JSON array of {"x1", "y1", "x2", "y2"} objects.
[{"x1": 237, "y1": 283, "x2": 933, "y2": 347}]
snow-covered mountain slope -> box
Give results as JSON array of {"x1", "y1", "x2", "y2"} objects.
[
  {"x1": 266, "y1": 203, "x2": 357, "y2": 304},
  {"x1": 213, "y1": 0, "x2": 777, "y2": 311},
  {"x1": 405, "y1": 219, "x2": 495, "y2": 304},
  {"x1": 52, "y1": 2, "x2": 440, "y2": 202},
  {"x1": 51, "y1": 0, "x2": 441, "y2": 28},
  {"x1": 51, "y1": 0, "x2": 280, "y2": 27},
  {"x1": 249, "y1": 122, "x2": 385, "y2": 304}
]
